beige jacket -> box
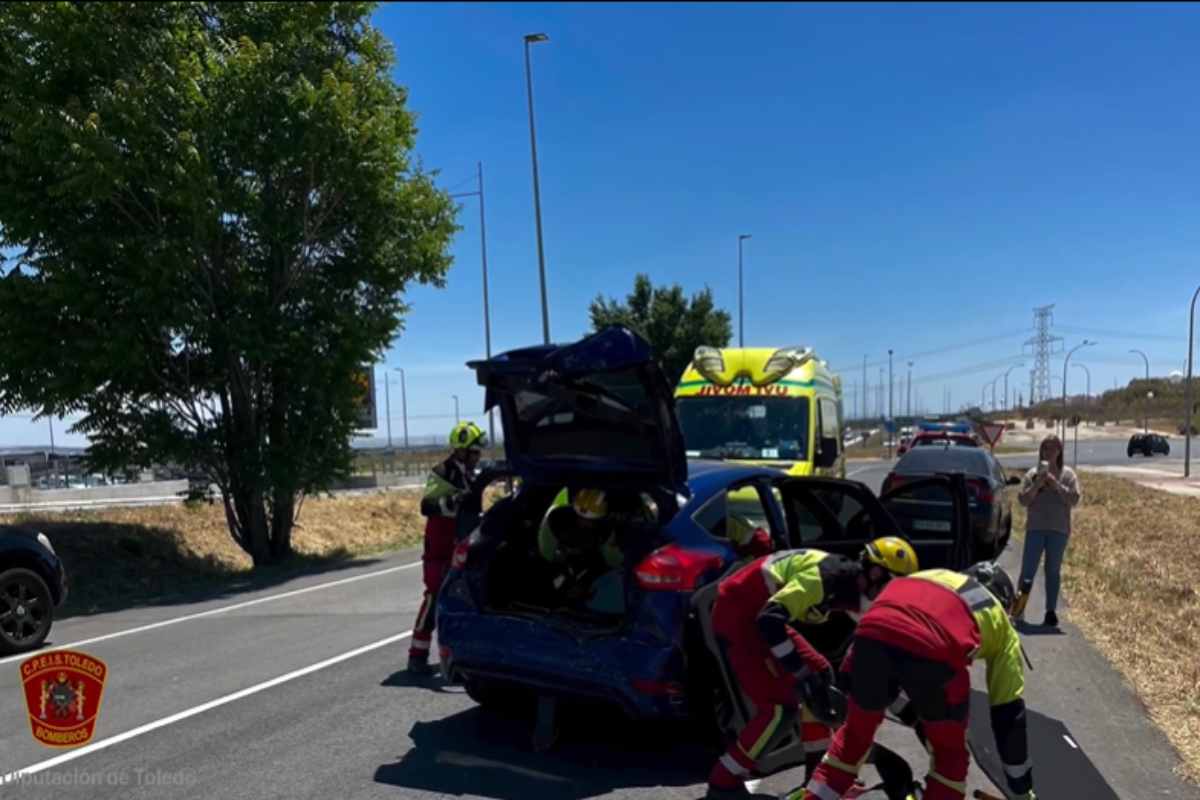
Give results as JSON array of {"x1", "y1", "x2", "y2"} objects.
[{"x1": 1018, "y1": 466, "x2": 1081, "y2": 535}]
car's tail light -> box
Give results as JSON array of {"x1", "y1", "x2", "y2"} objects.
[
  {"x1": 967, "y1": 478, "x2": 994, "y2": 505},
  {"x1": 451, "y1": 540, "x2": 470, "y2": 569},
  {"x1": 631, "y1": 679, "x2": 686, "y2": 697},
  {"x1": 634, "y1": 544, "x2": 723, "y2": 591}
]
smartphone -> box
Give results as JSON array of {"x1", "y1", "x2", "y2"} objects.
[{"x1": 1037, "y1": 460, "x2": 1049, "y2": 474}]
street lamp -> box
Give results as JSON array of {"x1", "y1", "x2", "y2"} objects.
[
  {"x1": 887, "y1": 350, "x2": 894, "y2": 458},
  {"x1": 451, "y1": 394, "x2": 460, "y2": 425},
  {"x1": 1003, "y1": 363, "x2": 1025, "y2": 413},
  {"x1": 383, "y1": 370, "x2": 393, "y2": 449},
  {"x1": 906, "y1": 361, "x2": 913, "y2": 419},
  {"x1": 1062, "y1": 340, "x2": 1095, "y2": 440},
  {"x1": 523, "y1": 32, "x2": 551, "y2": 344},
  {"x1": 1188, "y1": 283, "x2": 1200, "y2": 476},
  {"x1": 737, "y1": 234, "x2": 751, "y2": 347},
  {"x1": 1129, "y1": 349, "x2": 1150, "y2": 433},
  {"x1": 451, "y1": 161, "x2": 495, "y2": 443},
  {"x1": 394, "y1": 368, "x2": 409, "y2": 450},
  {"x1": 1073, "y1": 362, "x2": 1091, "y2": 416}
]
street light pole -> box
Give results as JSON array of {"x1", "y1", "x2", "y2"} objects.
[
  {"x1": 1062, "y1": 340, "x2": 1095, "y2": 441},
  {"x1": 1129, "y1": 349, "x2": 1150, "y2": 433},
  {"x1": 452, "y1": 394, "x2": 460, "y2": 425},
  {"x1": 888, "y1": 349, "x2": 894, "y2": 458},
  {"x1": 523, "y1": 32, "x2": 551, "y2": 344},
  {"x1": 737, "y1": 234, "x2": 751, "y2": 347},
  {"x1": 878, "y1": 367, "x2": 884, "y2": 419},
  {"x1": 1186, "y1": 285, "x2": 1200, "y2": 477},
  {"x1": 384, "y1": 370, "x2": 393, "y2": 449},
  {"x1": 1073, "y1": 363, "x2": 1091, "y2": 416},
  {"x1": 862, "y1": 355, "x2": 868, "y2": 423},
  {"x1": 906, "y1": 361, "x2": 913, "y2": 419},
  {"x1": 394, "y1": 368, "x2": 408, "y2": 450},
  {"x1": 451, "y1": 162, "x2": 496, "y2": 443},
  {"x1": 1003, "y1": 362, "x2": 1025, "y2": 414}
]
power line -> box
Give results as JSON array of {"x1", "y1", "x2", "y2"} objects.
[
  {"x1": 833, "y1": 330, "x2": 1028, "y2": 372},
  {"x1": 908, "y1": 355, "x2": 1027, "y2": 386},
  {"x1": 1057, "y1": 325, "x2": 1178, "y2": 343}
]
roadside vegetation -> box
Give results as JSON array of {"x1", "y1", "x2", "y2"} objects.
[
  {"x1": 3, "y1": 491, "x2": 428, "y2": 618},
  {"x1": 1011, "y1": 472, "x2": 1200, "y2": 780}
]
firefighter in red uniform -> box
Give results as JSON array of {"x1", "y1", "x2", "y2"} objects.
[
  {"x1": 406, "y1": 421, "x2": 485, "y2": 675},
  {"x1": 800, "y1": 562, "x2": 1035, "y2": 800},
  {"x1": 705, "y1": 537, "x2": 919, "y2": 800}
]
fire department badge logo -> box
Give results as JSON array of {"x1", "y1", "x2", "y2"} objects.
[{"x1": 19, "y1": 649, "x2": 107, "y2": 748}]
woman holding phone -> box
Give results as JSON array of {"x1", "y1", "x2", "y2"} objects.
[{"x1": 1015, "y1": 434, "x2": 1082, "y2": 627}]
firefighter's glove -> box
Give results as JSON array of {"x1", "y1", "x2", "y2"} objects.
[{"x1": 797, "y1": 666, "x2": 844, "y2": 726}]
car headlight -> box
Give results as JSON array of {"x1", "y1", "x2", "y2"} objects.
[{"x1": 36, "y1": 532, "x2": 56, "y2": 556}]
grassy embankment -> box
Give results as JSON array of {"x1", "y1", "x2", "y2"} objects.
[
  {"x1": 4, "y1": 491, "x2": 430, "y2": 618},
  {"x1": 1010, "y1": 471, "x2": 1200, "y2": 781}
]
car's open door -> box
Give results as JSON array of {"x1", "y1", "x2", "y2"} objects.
[
  {"x1": 691, "y1": 567, "x2": 812, "y2": 778},
  {"x1": 878, "y1": 473, "x2": 973, "y2": 569}
]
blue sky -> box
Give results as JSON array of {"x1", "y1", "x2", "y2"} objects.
[{"x1": 11, "y1": 2, "x2": 1200, "y2": 446}]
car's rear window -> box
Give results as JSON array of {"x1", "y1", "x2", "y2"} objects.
[{"x1": 895, "y1": 446, "x2": 992, "y2": 477}]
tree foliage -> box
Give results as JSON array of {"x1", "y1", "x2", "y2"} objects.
[
  {"x1": 0, "y1": 2, "x2": 457, "y2": 564},
  {"x1": 589, "y1": 274, "x2": 732, "y2": 383}
]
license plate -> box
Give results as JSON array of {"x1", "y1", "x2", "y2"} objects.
[{"x1": 913, "y1": 519, "x2": 951, "y2": 532}]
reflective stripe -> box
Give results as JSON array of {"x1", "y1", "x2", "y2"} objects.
[
  {"x1": 803, "y1": 737, "x2": 831, "y2": 753},
  {"x1": 1003, "y1": 759, "x2": 1033, "y2": 777},
  {"x1": 410, "y1": 638, "x2": 431, "y2": 651},
  {"x1": 805, "y1": 781, "x2": 841, "y2": 800},
  {"x1": 771, "y1": 640, "x2": 795, "y2": 658},
  {"x1": 889, "y1": 691, "x2": 910, "y2": 715},
  {"x1": 929, "y1": 770, "x2": 967, "y2": 793},
  {"x1": 719, "y1": 753, "x2": 749, "y2": 777},
  {"x1": 958, "y1": 583, "x2": 995, "y2": 612},
  {"x1": 821, "y1": 753, "x2": 861, "y2": 777},
  {"x1": 747, "y1": 705, "x2": 785, "y2": 758}
]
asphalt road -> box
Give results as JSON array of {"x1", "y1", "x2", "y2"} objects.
[
  {"x1": 0, "y1": 446, "x2": 1196, "y2": 800},
  {"x1": 847, "y1": 435, "x2": 1189, "y2": 494}
]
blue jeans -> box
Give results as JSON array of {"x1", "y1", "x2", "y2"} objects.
[{"x1": 1019, "y1": 529, "x2": 1069, "y2": 613}]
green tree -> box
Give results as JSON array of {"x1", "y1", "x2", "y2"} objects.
[
  {"x1": 589, "y1": 274, "x2": 733, "y2": 383},
  {"x1": 0, "y1": 3, "x2": 457, "y2": 565}
]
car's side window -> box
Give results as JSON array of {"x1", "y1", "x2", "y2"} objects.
[
  {"x1": 782, "y1": 486, "x2": 876, "y2": 546},
  {"x1": 693, "y1": 484, "x2": 775, "y2": 542},
  {"x1": 692, "y1": 492, "x2": 728, "y2": 538}
]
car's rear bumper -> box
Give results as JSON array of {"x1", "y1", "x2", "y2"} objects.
[{"x1": 438, "y1": 608, "x2": 690, "y2": 720}]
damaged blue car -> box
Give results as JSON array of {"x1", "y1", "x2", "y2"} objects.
[{"x1": 436, "y1": 327, "x2": 971, "y2": 738}]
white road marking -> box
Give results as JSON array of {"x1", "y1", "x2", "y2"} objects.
[
  {"x1": 0, "y1": 560, "x2": 420, "y2": 665},
  {"x1": 0, "y1": 629, "x2": 413, "y2": 784}
]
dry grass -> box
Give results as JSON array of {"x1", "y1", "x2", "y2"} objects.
[
  {"x1": 1011, "y1": 472, "x2": 1200, "y2": 781},
  {"x1": 2, "y1": 490, "x2": 429, "y2": 617}
]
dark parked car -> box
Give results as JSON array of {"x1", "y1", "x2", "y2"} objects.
[
  {"x1": 1128, "y1": 433, "x2": 1170, "y2": 457},
  {"x1": 881, "y1": 444, "x2": 1018, "y2": 561},
  {"x1": 437, "y1": 327, "x2": 975, "y2": 756},
  {"x1": 0, "y1": 526, "x2": 68, "y2": 654}
]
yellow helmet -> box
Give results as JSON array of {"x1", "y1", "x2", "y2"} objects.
[
  {"x1": 572, "y1": 489, "x2": 609, "y2": 520},
  {"x1": 863, "y1": 536, "x2": 919, "y2": 577},
  {"x1": 449, "y1": 421, "x2": 486, "y2": 451}
]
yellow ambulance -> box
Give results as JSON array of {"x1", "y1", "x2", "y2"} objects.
[{"x1": 674, "y1": 345, "x2": 845, "y2": 478}]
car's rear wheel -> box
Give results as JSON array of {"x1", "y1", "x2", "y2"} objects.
[{"x1": 0, "y1": 568, "x2": 53, "y2": 655}]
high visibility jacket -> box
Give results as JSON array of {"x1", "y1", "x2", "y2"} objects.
[
  {"x1": 419, "y1": 456, "x2": 472, "y2": 556},
  {"x1": 855, "y1": 568, "x2": 1032, "y2": 793},
  {"x1": 717, "y1": 549, "x2": 862, "y2": 679},
  {"x1": 857, "y1": 568, "x2": 1025, "y2": 706},
  {"x1": 537, "y1": 487, "x2": 655, "y2": 568}
]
